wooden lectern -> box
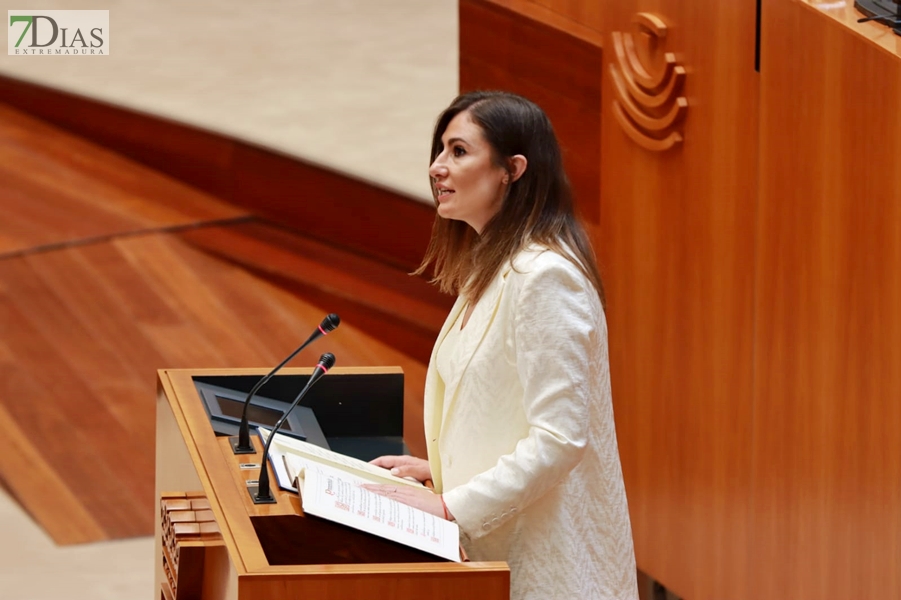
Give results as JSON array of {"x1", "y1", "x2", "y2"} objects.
[{"x1": 156, "y1": 367, "x2": 510, "y2": 600}]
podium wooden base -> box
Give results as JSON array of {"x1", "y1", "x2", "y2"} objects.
[{"x1": 156, "y1": 367, "x2": 509, "y2": 600}]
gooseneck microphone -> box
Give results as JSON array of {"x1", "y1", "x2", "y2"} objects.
[
  {"x1": 232, "y1": 314, "x2": 340, "y2": 454},
  {"x1": 857, "y1": 12, "x2": 901, "y2": 24},
  {"x1": 251, "y1": 352, "x2": 336, "y2": 504}
]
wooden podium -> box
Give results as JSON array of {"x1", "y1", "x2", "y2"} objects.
[{"x1": 156, "y1": 367, "x2": 510, "y2": 600}]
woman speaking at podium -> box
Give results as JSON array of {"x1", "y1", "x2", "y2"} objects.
[{"x1": 368, "y1": 91, "x2": 639, "y2": 600}]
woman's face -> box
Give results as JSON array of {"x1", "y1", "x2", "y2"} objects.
[{"x1": 429, "y1": 111, "x2": 509, "y2": 234}]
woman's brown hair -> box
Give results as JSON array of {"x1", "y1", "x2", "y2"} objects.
[{"x1": 415, "y1": 90, "x2": 605, "y2": 307}]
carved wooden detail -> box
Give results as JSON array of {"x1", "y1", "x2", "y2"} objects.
[
  {"x1": 160, "y1": 492, "x2": 223, "y2": 600},
  {"x1": 609, "y1": 13, "x2": 687, "y2": 151}
]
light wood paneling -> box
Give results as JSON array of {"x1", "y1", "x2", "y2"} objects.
[
  {"x1": 0, "y1": 81, "x2": 238, "y2": 201},
  {"x1": 0, "y1": 99, "x2": 433, "y2": 545},
  {"x1": 0, "y1": 104, "x2": 247, "y2": 256},
  {"x1": 597, "y1": 3, "x2": 759, "y2": 599},
  {"x1": 752, "y1": 2, "x2": 901, "y2": 598},
  {"x1": 0, "y1": 234, "x2": 429, "y2": 544},
  {"x1": 0, "y1": 77, "x2": 436, "y2": 272},
  {"x1": 461, "y1": 3, "x2": 760, "y2": 596},
  {"x1": 457, "y1": 2, "x2": 901, "y2": 598},
  {"x1": 804, "y1": 0, "x2": 901, "y2": 55},
  {"x1": 175, "y1": 222, "x2": 452, "y2": 363},
  {"x1": 0, "y1": 402, "x2": 107, "y2": 545},
  {"x1": 229, "y1": 143, "x2": 434, "y2": 271},
  {"x1": 529, "y1": 0, "x2": 603, "y2": 32},
  {"x1": 459, "y1": 0, "x2": 603, "y2": 226}
]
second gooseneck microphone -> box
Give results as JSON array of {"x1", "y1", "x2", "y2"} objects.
[
  {"x1": 232, "y1": 314, "x2": 340, "y2": 454},
  {"x1": 251, "y1": 352, "x2": 336, "y2": 504}
]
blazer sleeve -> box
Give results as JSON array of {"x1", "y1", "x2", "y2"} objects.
[{"x1": 442, "y1": 255, "x2": 602, "y2": 539}]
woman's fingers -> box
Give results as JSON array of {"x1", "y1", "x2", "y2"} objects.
[
  {"x1": 370, "y1": 455, "x2": 432, "y2": 482},
  {"x1": 359, "y1": 484, "x2": 445, "y2": 518},
  {"x1": 369, "y1": 455, "x2": 403, "y2": 469}
]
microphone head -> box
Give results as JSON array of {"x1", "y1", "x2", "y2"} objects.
[
  {"x1": 321, "y1": 314, "x2": 341, "y2": 333},
  {"x1": 318, "y1": 352, "x2": 336, "y2": 370}
]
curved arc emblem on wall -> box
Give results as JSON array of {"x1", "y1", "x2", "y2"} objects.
[{"x1": 609, "y1": 13, "x2": 687, "y2": 152}]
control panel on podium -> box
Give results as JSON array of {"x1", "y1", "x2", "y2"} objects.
[{"x1": 155, "y1": 366, "x2": 509, "y2": 600}]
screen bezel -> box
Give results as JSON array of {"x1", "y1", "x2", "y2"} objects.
[{"x1": 196, "y1": 381, "x2": 310, "y2": 442}]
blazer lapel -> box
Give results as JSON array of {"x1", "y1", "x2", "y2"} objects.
[
  {"x1": 440, "y1": 263, "x2": 512, "y2": 424},
  {"x1": 423, "y1": 294, "x2": 467, "y2": 490}
]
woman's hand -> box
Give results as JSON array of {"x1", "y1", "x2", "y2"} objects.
[
  {"x1": 360, "y1": 483, "x2": 447, "y2": 518},
  {"x1": 370, "y1": 455, "x2": 432, "y2": 483}
]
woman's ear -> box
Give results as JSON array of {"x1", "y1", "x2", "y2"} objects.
[{"x1": 508, "y1": 154, "x2": 528, "y2": 182}]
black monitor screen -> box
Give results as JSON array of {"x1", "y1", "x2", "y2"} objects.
[{"x1": 215, "y1": 396, "x2": 292, "y2": 432}]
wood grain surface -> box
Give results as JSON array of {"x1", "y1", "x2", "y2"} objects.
[
  {"x1": 752, "y1": 2, "x2": 901, "y2": 598},
  {"x1": 0, "y1": 103, "x2": 436, "y2": 545},
  {"x1": 460, "y1": 2, "x2": 760, "y2": 597},
  {"x1": 0, "y1": 75, "x2": 436, "y2": 273},
  {"x1": 459, "y1": 0, "x2": 604, "y2": 227},
  {"x1": 594, "y1": 3, "x2": 760, "y2": 598},
  {"x1": 8, "y1": 4, "x2": 900, "y2": 598},
  {"x1": 0, "y1": 104, "x2": 247, "y2": 256}
]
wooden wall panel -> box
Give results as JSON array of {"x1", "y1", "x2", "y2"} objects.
[
  {"x1": 230, "y1": 144, "x2": 434, "y2": 271},
  {"x1": 596, "y1": 3, "x2": 759, "y2": 599},
  {"x1": 0, "y1": 233, "x2": 431, "y2": 544},
  {"x1": 0, "y1": 76, "x2": 434, "y2": 272},
  {"x1": 0, "y1": 78, "x2": 237, "y2": 200},
  {"x1": 0, "y1": 104, "x2": 246, "y2": 256},
  {"x1": 0, "y1": 103, "x2": 442, "y2": 543},
  {"x1": 529, "y1": 0, "x2": 603, "y2": 32},
  {"x1": 459, "y1": 0, "x2": 603, "y2": 227},
  {"x1": 459, "y1": 2, "x2": 900, "y2": 598},
  {"x1": 175, "y1": 221, "x2": 452, "y2": 363},
  {"x1": 753, "y1": 3, "x2": 901, "y2": 599}
]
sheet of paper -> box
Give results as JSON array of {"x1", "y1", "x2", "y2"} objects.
[
  {"x1": 298, "y1": 462, "x2": 461, "y2": 562},
  {"x1": 257, "y1": 427, "x2": 423, "y2": 489},
  {"x1": 255, "y1": 427, "x2": 299, "y2": 492}
]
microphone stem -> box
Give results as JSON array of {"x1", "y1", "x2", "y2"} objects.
[
  {"x1": 254, "y1": 364, "x2": 329, "y2": 502},
  {"x1": 236, "y1": 328, "x2": 322, "y2": 450}
]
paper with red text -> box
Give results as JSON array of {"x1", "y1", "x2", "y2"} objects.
[{"x1": 290, "y1": 459, "x2": 461, "y2": 562}]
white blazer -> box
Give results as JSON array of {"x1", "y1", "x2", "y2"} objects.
[{"x1": 425, "y1": 246, "x2": 638, "y2": 600}]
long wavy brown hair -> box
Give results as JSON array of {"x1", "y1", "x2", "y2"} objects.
[{"x1": 414, "y1": 91, "x2": 605, "y2": 307}]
